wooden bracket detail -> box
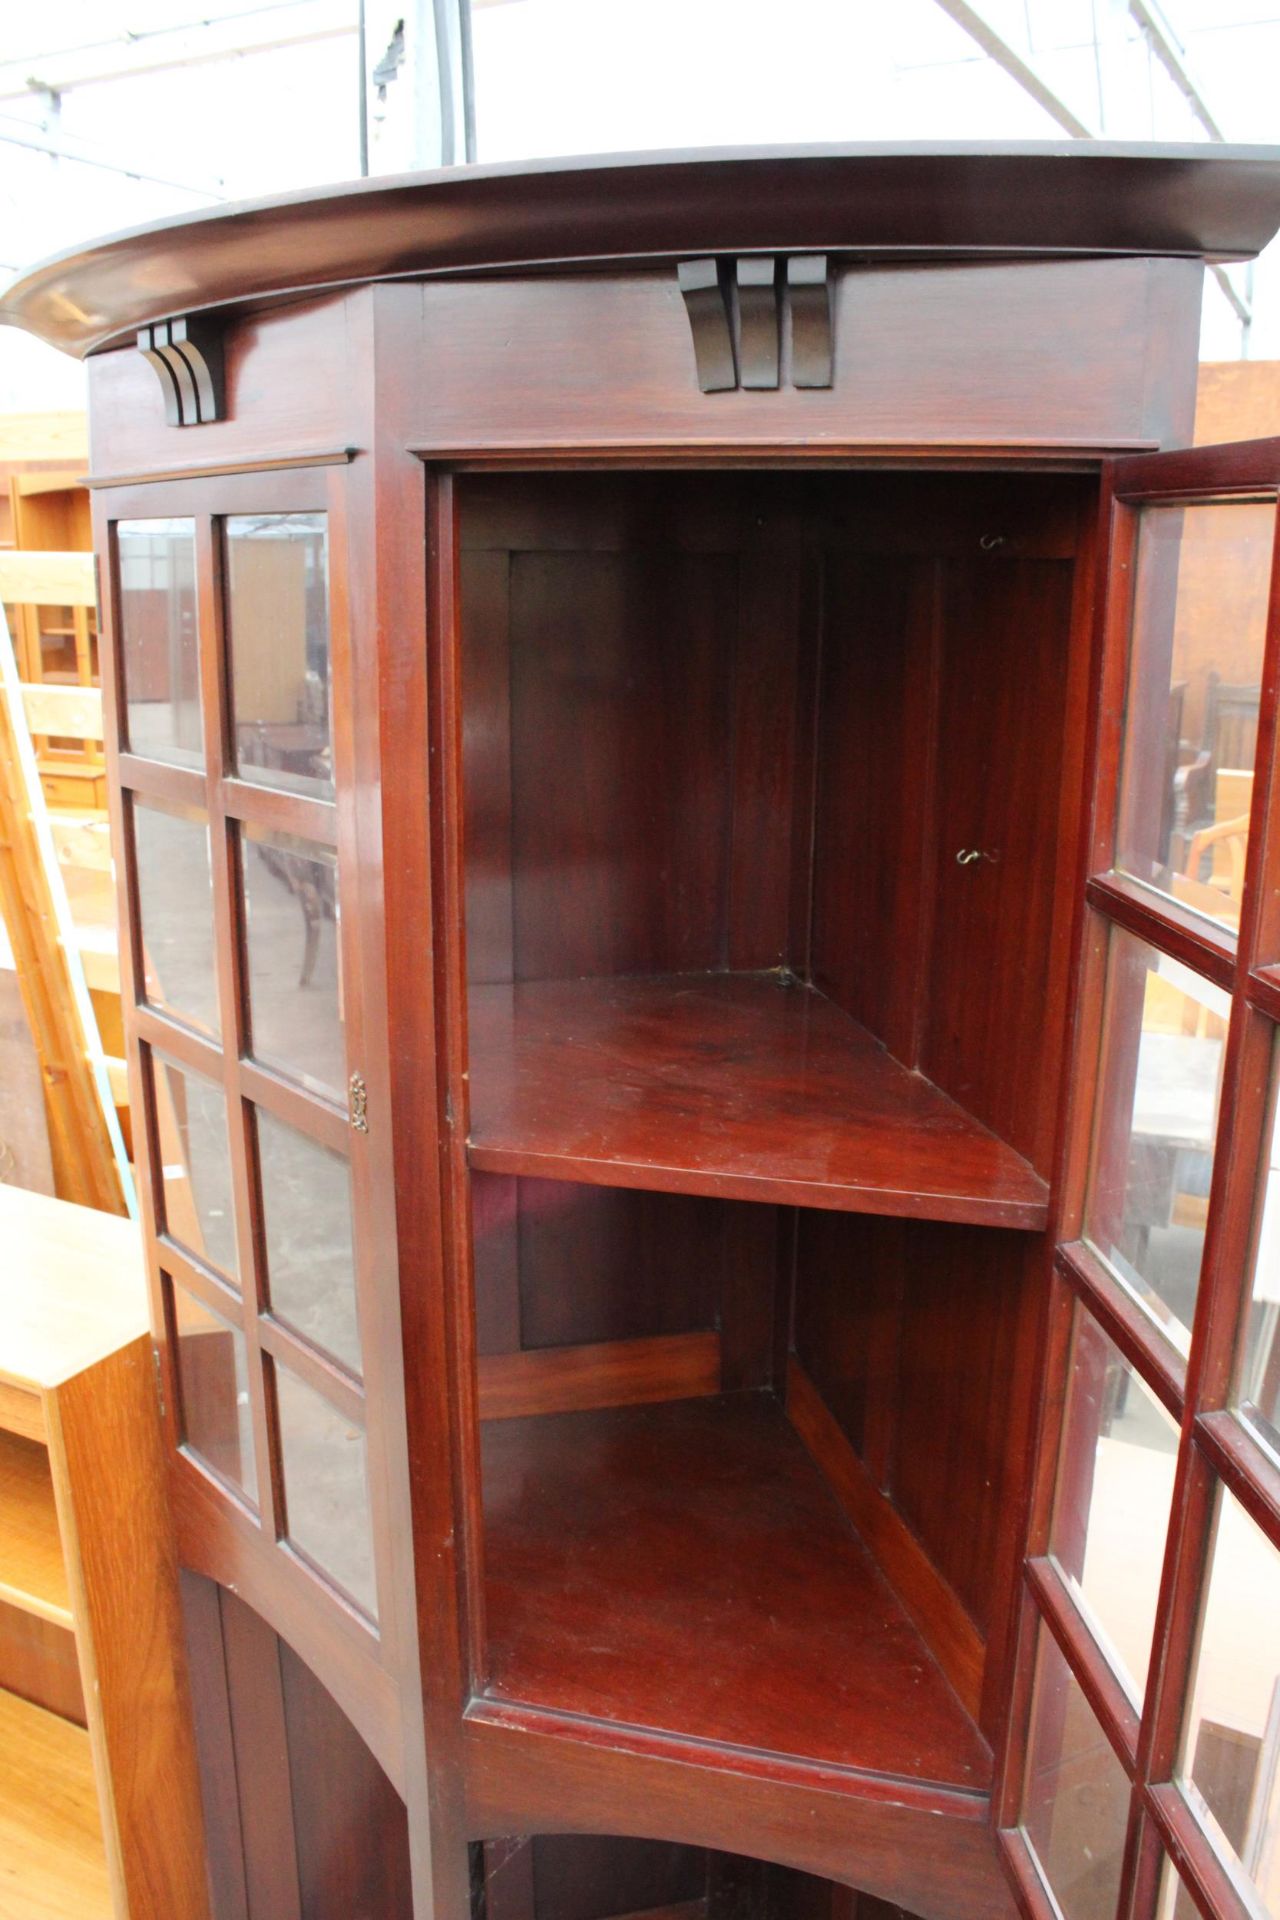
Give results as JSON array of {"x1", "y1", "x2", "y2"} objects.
[
  {"x1": 735, "y1": 257, "x2": 780, "y2": 390},
  {"x1": 678, "y1": 255, "x2": 832, "y2": 392},
  {"x1": 137, "y1": 316, "x2": 226, "y2": 426},
  {"x1": 677, "y1": 259, "x2": 737, "y2": 394},
  {"x1": 786, "y1": 255, "x2": 833, "y2": 389}
]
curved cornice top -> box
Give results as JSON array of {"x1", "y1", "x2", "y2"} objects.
[{"x1": 6, "y1": 141, "x2": 1280, "y2": 358}]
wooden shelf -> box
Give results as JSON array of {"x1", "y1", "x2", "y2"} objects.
[
  {"x1": 480, "y1": 1392, "x2": 992, "y2": 1797},
  {"x1": 468, "y1": 971, "x2": 1048, "y2": 1231},
  {"x1": 0, "y1": 1686, "x2": 111, "y2": 1918},
  {"x1": 0, "y1": 1431, "x2": 72, "y2": 1628}
]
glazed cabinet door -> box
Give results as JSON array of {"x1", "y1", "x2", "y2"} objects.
[
  {"x1": 95, "y1": 465, "x2": 414, "y2": 1795},
  {"x1": 1002, "y1": 437, "x2": 1280, "y2": 1920}
]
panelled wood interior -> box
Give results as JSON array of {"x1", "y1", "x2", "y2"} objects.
[
  {"x1": 461, "y1": 471, "x2": 1082, "y2": 1207},
  {"x1": 459, "y1": 470, "x2": 1084, "y2": 1784}
]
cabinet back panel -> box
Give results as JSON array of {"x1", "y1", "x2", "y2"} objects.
[
  {"x1": 473, "y1": 1175, "x2": 722, "y2": 1357},
  {"x1": 726, "y1": 551, "x2": 807, "y2": 974},
  {"x1": 792, "y1": 1214, "x2": 1035, "y2": 1635},
  {"x1": 808, "y1": 557, "x2": 932, "y2": 1060},
  {"x1": 459, "y1": 471, "x2": 1088, "y2": 1175},
  {"x1": 920, "y1": 558, "x2": 1077, "y2": 1172},
  {"x1": 461, "y1": 550, "x2": 516, "y2": 988},
  {"x1": 461, "y1": 484, "x2": 821, "y2": 985},
  {"x1": 459, "y1": 472, "x2": 1081, "y2": 562},
  {"x1": 889, "y1": 1225, "x2": 1034, "y2": 1632},
  {"x1": 790, "y1": 1212, "x2": 909, "y2": 1480},
  {"x1": 805, "y1": 510, "x2": 1084, "y2": 1170},
  {"x1": 502, "y1": 550, "x2": 743, "y2": 980}
]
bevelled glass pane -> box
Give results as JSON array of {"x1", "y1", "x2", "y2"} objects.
[
  {"x1": 117, "y1": 519, "x2": 202, "y2": 766},
  {"x1": 257, "y1": 1110, "x2": 360, "y2": 1374},
  {"x1": 1115, "y1": 499, "x2": 1273, "y2": 938},
  {"x1": 1085, "y1": 927, "x2": 1229, "y2": 1357},
  {"x1": 226, "y1": 513, "x2": 332, "y2": 800},
  {"x1": 275, "y1": 1365, "x2": 376, "y2": 1619},
  {"x1": 242, "y1": 825, "x2": 342, "y2": 1096},
  {"x1": 170, "y1": 1278, "x2": 257, "y2": 1504},
  {"x1": 134, "y1": 798, "x2": 220, "y2": 1038},
  {"x1": 1238, "y1": 1045, "x2": 1280, "y2": 1463},
  {"x1": 1049, "y1": 1305, "x2": 1180, "y2": 1703},
  {"x1": 153, "y1": 1055, "x2": 239, "y2": 1283},
  {"x1": 1021, "y1": 1623, "x2": 1131, "y2": 1920},
  {"x1": 1179, "y1": 1486, "x2": 1280, "y2": 1915}
]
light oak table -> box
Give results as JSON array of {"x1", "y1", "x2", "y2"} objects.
[{"x1": 0, "y1": 1185, "x2": 208, "y2": 1919}]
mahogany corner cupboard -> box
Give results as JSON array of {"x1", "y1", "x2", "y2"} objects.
[{"x1": 14, "y1": 143, "x2": 1280, "y2": 1920}]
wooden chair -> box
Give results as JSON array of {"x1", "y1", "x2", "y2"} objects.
[
  {"x1": 1184, "y1": 809, "x2": 1251, "y2": 916},
  {"x1": 1176, "y1": 673, "x2": 1261, "y2": 839}
]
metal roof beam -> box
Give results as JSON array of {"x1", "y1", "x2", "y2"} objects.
[
  {"x1": 0, "y1": 0, "x2": 355, "y2": 104},
  {"x1": 0, "y1": 115, "x2": 225, "y2": 197},
  {"x1": 1128, "y1": 0, "x2": 1226, "y2": 143},
  {"x1": 929, "y1": 0, "x2": 1092, "y2": 137},
  {"x1": 931, "y1": 0, "x2": 1251, "y2": 335}
]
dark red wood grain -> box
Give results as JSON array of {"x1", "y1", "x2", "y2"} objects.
[
  {"x1": 67, "y1": 138, "x2": 1271, "y2": 1920},
  {"x1": 991, "y1": 434, "x2": 1280, "y2": 1920},
  {"x1": 792, "y1": 1212, "x2": 908, "y2": 1478},
  {"x1": 505, "y1": 1180, "x2": 721, "y2": 1354},
  {"x1": 179, "y1": 1573, "x2": 413, "y2": 1920},
  {"x1": 890, "y1": 1226, "x2": 1035, "y2": 1636},
  {"x1": 808, "y1": 555, "x2": 938, "y2": 1064},
  {"x1": 279, "y1": 1636, "x2": 414, "y2": 1920},
  {"x1": 463, "y1": 1706, "x2": 1015, "y2": 1920},
  {"x1": 219, "y1": 1586, "x2": 303, "y2": 1920},
  {"x1": 467, "y1": 972, "x2": 1048, "y2": 1230},
  {"x1": 15, "y1": 145, "x2": 1276, "y2": 359},
  {"x1": 507, "y1": 551, "x2": 737, "y2": 981},
  {"x1": 789, "y1": 1215, "x2": 1039, "y2": 1685},
  {"x1": 784, "y1": 1360, "x2": 985, "y2": 1723},
  {"x1": 922, "y1": 558, "x2": 1075, "y2": 1173},
  {"x1": 480, "y1": 1393, "x2": 991, "y2": 1795}
]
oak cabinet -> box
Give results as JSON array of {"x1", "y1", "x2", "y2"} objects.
[
  {"x1": 8, "y1": 143, "x2": 1280, "y2": 1920},
  {"x1": 0, "y1": 1185, "x2": 208, "y2": 1919}
]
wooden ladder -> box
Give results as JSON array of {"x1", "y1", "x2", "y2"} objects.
[{"x1": 0, "y1": 559, "x2": 131, "y2": 1215}]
